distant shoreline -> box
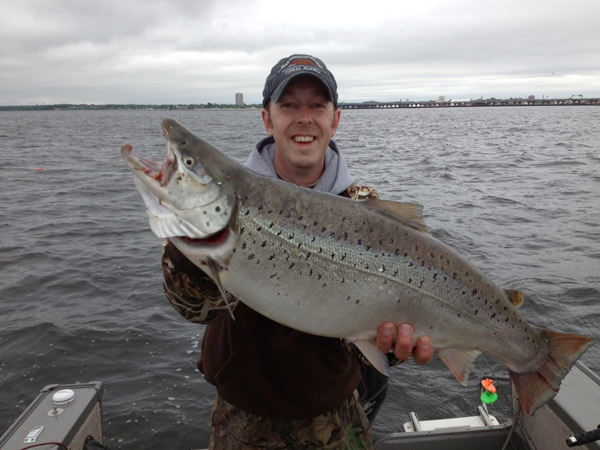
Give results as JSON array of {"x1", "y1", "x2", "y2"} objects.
[{"x1": 1, "y1": 97, "x2": 598, "y2": 111}]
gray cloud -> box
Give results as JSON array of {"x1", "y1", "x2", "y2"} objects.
[{"x1": 1, "y1": 0, "x2": 599, "y2": 105}]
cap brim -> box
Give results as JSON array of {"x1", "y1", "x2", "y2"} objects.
[{"x1": 270, "y1": 72, "x2": 335, "y2": 105}]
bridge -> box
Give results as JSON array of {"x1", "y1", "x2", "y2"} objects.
[{"x1": 339, "y1": 98, "x2": 600, "y2": 109}]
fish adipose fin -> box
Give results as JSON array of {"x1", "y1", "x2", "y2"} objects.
[
  {"x1": 510, "y1": 330, "x2": 592, "y2": 415},
  {"x1": 505, "y1": 289, "x2": 524, "y2": 308},
  {"x1": 207, "y1": 258, "x2": 236, "y2": 321},
  {"x1": 353, "y1": 340, "x2": 391, "y2": 377},
  {"x1": 437, "y1": 348, "x2": 482, "y2": 385}
]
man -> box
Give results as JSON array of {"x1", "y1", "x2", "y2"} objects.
[{"x1": 162, "y1": 54, "x2": 433, "y2": 449}]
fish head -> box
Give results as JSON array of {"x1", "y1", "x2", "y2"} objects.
[{"x1": 121, "y1": 119, "x2": 236, "y2": 240}]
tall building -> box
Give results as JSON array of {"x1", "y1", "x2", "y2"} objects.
[{"x1": 235, "y1": 92, "x2": 244, "y2": 107}]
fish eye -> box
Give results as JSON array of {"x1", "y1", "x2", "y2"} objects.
[{"x1": 184, "y1": 156, "x2": 195, "y2": 167}]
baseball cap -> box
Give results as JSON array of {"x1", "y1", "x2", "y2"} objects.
[{"x1": 262, "y1": 54, "x2": 338, "y2": 108}]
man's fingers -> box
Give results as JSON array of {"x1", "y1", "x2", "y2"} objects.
[{"x1": 376, "y1": 322, "x2": 395, "y2": 353}]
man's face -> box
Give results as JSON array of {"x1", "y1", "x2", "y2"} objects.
[{"x1": 262, "y1": 76, "x2": 341, "y2": 181}]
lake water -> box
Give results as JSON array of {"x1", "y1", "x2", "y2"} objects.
[{"x1": 1, "y1": 106, "x2": 598, "y2": 448}]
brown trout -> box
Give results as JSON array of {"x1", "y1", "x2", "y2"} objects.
[{"x1": 122, "y1": 119, "x2": 592, "y2": 414}]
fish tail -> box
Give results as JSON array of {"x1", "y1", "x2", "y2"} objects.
[{"x1": 510, "y1": 330, "x2": 592, "y2": 415}]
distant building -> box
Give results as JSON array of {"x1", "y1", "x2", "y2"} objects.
[
  {"x1": 438, "y1": 96, "x2": 446, "y2": 102},
  {"x1": 235, "y1": 92, "x2": 244, "y2": 107},
  {"x1": 528, "y1": 95, "x2": 535, "y2": 100}
]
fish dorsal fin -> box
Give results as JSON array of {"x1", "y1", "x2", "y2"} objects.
[
  {"x1": 505, "y1": 289, "x2": 524, "y2": 308},
  {"x1": 367, "y1": 200, "x2": 429, "y2": 233}
]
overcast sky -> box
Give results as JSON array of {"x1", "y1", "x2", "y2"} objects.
[{"x1": 1, "y1": 0, "x2": 599, "y2": 105}]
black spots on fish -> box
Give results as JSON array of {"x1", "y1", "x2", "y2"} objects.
[
  {"x1": 287, "y1": 233, "x2": 295, "y2": 240},
  {"x1": 366, "y1": 245, "x2": 371, "y2": 251},
  {"x1": 241, "y1": 242, "x2": 247, "y2": 250},
  {"x1": 206, "y1": 221, "x2": 210, "y2": 228},
  {"x1": 321, "y1": 226, "x2": 327, "y2": 233},
  {"x1": 289, "y1": 263, "x2": 295, "y2": 269},
  {"x1": 268, "y1": 254, "x2": 275, "y2": 261},
  {"x1": 408, "y1": 278, "x2": 413, "y2": 284},
  {"x1": 279, "y1": 209, "x2": 284, "y2": 215},
  {"x1": 311, "y1": 236, "x2": 316, "y2": 242},
  {"x1": 343, "y1": 232, "x2": 349, "y2": 241},
  {"x1": 330, "y1": 252, "x2": 336, "y2": 260},
  {"x1": 215, "y1": 206, "x2": 221, "y2": 213},
  {"x1": 261, "y1": 241, "x2": 267, "y2": 247},
  {"x1": 340, "y1": 253, "x2": 346, "y2": 261},
  {"x1": 244, "y1": 209, "x2": 250, "y2": 216},
  {"x1": 322, "y1": 283, "x2": 327, "y2": 288},
  {"x1": 258, "y1": 205, "x2": 263, "y2": 211},
  {"x1": 490, "y1": 313, "x2": 497, "y2": 319},
  {"x1": 313, "y1": 221, "x2": 318, "y2": 226},
  {"x1": 298, "y1": 215, "x2": 303, "y2": 221},
  {"x1": 433, "y1": 273, "x2": 438, "y2": 280},
  {"x1": 270, "y1": 273, "x2": 278, "y2": 279},
  {"x1": 472, "y1": 289, "x2": 478, "y2": 296},
  {"x1": 329, "y1": 231, "x2": 336, "y2": 239},
  {"x1": 240, "y1": 227, "x2": 245, "y2": 235},
  {"x1": 248, "y1": 253, "x2": 255, "y2": 260},
  {"x1": 355, "y1": 299, "x2": 360, "y2": 305},
  {"x1": 474, "y1": 309, "x2": 479, "y2": 315},
  {"x1": 395, "y1": 249, "x2": 401, "y2": 256},
  {"x1": 357, "y1": 239, "x2": 363, "y2": 246},
  {"x1": 318, "y1": 247, "x2": 323, "y2": 254}
]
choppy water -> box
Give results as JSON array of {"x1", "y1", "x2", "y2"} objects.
[{"x1": 1, "y1": 107, "x2": 598, "y2": 448}]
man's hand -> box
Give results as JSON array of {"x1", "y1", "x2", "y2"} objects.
[{"x1": 376, "y1": 322, "x2": 433, "y2": 365}]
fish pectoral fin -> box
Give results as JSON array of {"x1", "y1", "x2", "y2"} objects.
[
  {"x1": 437, "y1": 348, "x2": 481, "y2": 385},
  {"x1": 505, "y1": 289, "x2": 524, "y2": 308},
  {"x1": 207, "y1": 258, "x2": 236, "y2": 321},
  {"x1": 366, "y1": 200, "x2": 428, "y2": 233},
  {"x1": 352, "y1": 340, "x2": 391, "y2": 377}
]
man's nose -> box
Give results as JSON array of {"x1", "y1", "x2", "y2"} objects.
[{"x1": 296, "y1": 104, "x2": 313, "y2": 123}]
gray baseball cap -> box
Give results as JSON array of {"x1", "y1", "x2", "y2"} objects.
[{"x1": 262, "y1": 54, "x2": 338, "y2": 108}]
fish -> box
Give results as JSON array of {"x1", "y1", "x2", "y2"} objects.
[{"x1": 121, "y1": 119, "x2": 592, "y2": 415}]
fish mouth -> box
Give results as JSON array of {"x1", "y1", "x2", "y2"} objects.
[
  {"x1": 179, "y1": 227, "x2": 230, "y2": 246},
  {"x1": 121, "y1": 143, "x2": 176, "y2": 187}
]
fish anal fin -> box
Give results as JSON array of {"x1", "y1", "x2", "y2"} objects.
[
  {"x1": 367, "y1": 200, "x2": 428, "y2": 233},
  {"x1": 437, "y1": 348, "x2": 481, "y2": 385},
  {"x1": 510, "y1": 330, "x2": 592, "y2": 415},
  {"x1": 207, "y1": 258, "x2": 236, "y2": 321},
  {"x1": 505, "y1": 289, "x2": 524, "y2": 308},
  {"x1": 352, "y1": 340, "x2": 391, "y2": 377}
]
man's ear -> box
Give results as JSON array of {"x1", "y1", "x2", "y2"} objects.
[
  {"x1": 330, "y1": 108, "x2": 341, "y2": 137},
  {"x1": 262, "y1": 108, "x2": 274, "y2": 136}
]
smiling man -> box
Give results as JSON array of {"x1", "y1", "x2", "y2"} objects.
[{"x1": 162, "y1": 54, "x2": 433, "y2": 449}]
